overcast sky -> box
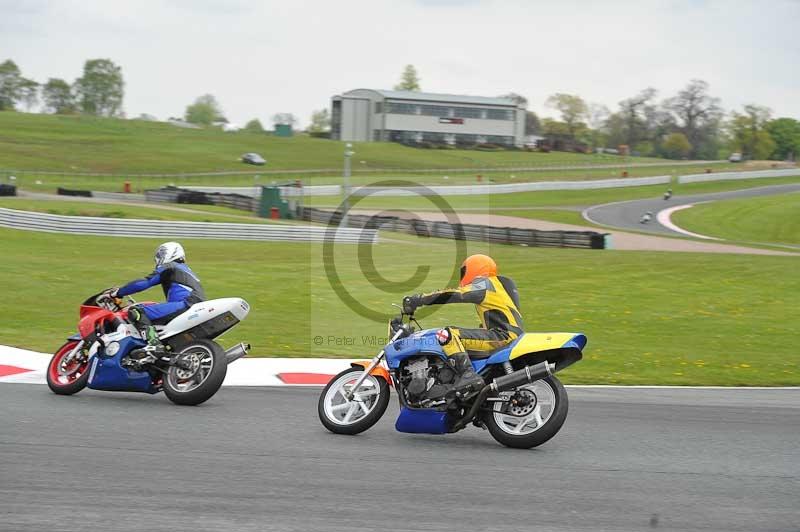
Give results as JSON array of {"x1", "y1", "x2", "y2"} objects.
[{"x1": 2, "y1": 0, "x2": 798, "y2": 127}]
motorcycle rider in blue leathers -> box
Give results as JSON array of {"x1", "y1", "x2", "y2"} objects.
[{"x1": 107, "y1": 242, "x2": 205, "y2": 355}]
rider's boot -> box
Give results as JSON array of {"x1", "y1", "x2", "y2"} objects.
[
  {"x1": 450, "y1": 352, "x2": 485, "y2": 395},
  {"x1": 127, "y1": 308, "x2": 166, "y2": 361}
]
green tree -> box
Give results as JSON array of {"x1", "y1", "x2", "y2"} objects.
[
  {"x1": 541, "y1": 118, "x2": 570, "y2": 136},
  {"x1": 728, "y1": 105, "x2": 775, "y2": 159},
  {"x1": 244, "y1": 118, "x2": 265, "y2": 133},
  {"x1": 308, "y1": 109, "x2": 331, "y2": 133},
  {"x1": 524, "y1": 111, "x2": 541, "y2": 136},
  {"x1": 272, "y1": 113, "x2": 297, "y2": 127},
  {"x1": 616, "y1": 87, "x2": 658, "y2": 147},
  {"x1": 394, "y1": 65, "x2": 421, "y2": 91},
  {"x1": 764, "y1": 117, "x2": 800, "y2": 160},
  {"x1": 545, "y1": 93, "x2": 588, "y2": 138},
  {"x1": 661, "y1": 132, "x2": 691, "y2": 159},
  {"x1": 498, "y1": 92, "x2": 528, "y2": 107},
  {"x1": 586, "y1": 103, "x2": 610, "y2": 149},
  {"x1": 185, "y1": 94, "x2": 225, "y2": 126},
  {"x1": 74, "y1": 59, "x2": 124, "y2": 116},
  {"x1": 664, "y1": 80, "x2": 722, "y2": 159},
  {"x1": 42, "y1": 78, "x2": 75, "y2": 114},
  {"x1": 18, "y1": 78, "x2": 39, "y2": 111},
  {"x1": 0, "y1": 59, "x2": 37, "y2": 111}
]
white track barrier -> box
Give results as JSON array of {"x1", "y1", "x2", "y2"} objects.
[
  {"x1": 185, "y1": 175, "x2": 672, "y2": 198},
  {"x1": 0, "y1": 208, "x2": 377, "y2": 243},
  {"x1": 678, "y1": 168, "x2": 799, "y2": 184}
]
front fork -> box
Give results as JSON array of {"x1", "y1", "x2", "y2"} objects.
[
  {"x1": 344, "y1": 328, "x2": 405, "y2": 401},
  {"x1": 63, "y1": 340, "x2": 85, "y2": 364}
]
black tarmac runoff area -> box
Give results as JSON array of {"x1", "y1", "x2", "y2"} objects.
[
  {"x1": 1, "y1": 384, "x2": 798, "y2": 532},
  {"x1": 584, "y1": 183, "x2": 800, "y2": 237}
]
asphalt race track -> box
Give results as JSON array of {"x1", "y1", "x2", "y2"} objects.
[
  {"x1": 1, "y1": 384, "x2": 798, "y2": 532},
  {"x1": 584, "y1": 183, "x2": 800, "y2": 236}
]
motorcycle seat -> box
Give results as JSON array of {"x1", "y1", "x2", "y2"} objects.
[
  {"x1": 466, "y1": 334, "x2": 524, "y2": 360},
  {"x1": 468, "y1": 345, "x2": 511, "y2": 360}
]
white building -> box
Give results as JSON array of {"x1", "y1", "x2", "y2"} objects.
[{"x1": 331, "y1": 89, "x2": 525, "y2": 147}]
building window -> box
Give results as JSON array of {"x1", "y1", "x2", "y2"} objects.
[
  {"x1": 487, "y1": 109, "x2": 514, "y2": 121},
  {"x1": 454, "y1": 107, "x2": 483, "y2": 119},
  {"x1": 486, "y1": 135, "x2": 514, "y2": 146},
  {"x1": 419, "y1": 104, "x2": 450, "y2": 116},
  {"x1": 385, "y1": 102, "x2": 417, "y2": 114},
  {"x1": 375, "y1": 102, "x2": 383, "y2": 113},
  {"x1": 331, "y1": 100, "x2": 342, "y2": 140}
]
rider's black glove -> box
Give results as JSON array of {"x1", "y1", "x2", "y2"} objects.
[{"x1": 402, "y1": 294, "x2": 422, "y2": 315}]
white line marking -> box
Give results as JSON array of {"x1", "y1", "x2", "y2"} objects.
[{"x1": 657, "y1": 204, "x2": 721, "y2": 240}]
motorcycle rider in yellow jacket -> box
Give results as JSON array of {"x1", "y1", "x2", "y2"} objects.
[{"x1": 402, "y1": 254, "x2": 524, "y2": 395}]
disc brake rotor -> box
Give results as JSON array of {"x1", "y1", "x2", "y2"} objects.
[
  {"x1": 175, "y1": 353, "x2": 201, "y2": 380},
  {"x1": 506, "y1": 389, "x2": 537, "y2": 417}
]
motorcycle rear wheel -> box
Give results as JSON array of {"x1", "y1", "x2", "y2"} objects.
[
  {"x1": 484, "y1": 375, "x2": 568, "y2": 449},
  {"x1": 318, "y1": 367, "x2": 390, "y2": 435},
  {"x1": 162, "y1": 339, "x2": 227, "y2": 406},
  {"x1": 47, "y1": 341, "x2": 90, "y2": 395}
]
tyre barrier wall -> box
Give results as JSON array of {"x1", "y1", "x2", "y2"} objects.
[
  {"x1": 301, "y1": 208, "x2": 607, "y2": 249},
  {"x1": 183, "y1": 175, "x2": 672, "y2": 198},
  {"x1": 145, "y1": 187, "x2": 258, "y2": 212},
  {"x1": 0, "y1": 207, "x2": 378, "y2": 243},
  {"x1": 677, "y1": 168, "x2": 799, "y2": 184},
  {"x1": 0, "y1": 184, "x2": 16, "y2": 196},
  {"x1": 57, "y1": 187, "x2": 92, "y2": 197}
]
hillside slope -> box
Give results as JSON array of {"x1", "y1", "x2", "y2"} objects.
[{"x1": 0, "y1": 111, "x2": 662, "y2": 173}]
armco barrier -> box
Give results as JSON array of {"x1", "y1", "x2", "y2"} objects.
[
  {"x1": 301, "y1": 208, "x2": 606, "y2": 249},
  {"x1": 184, "y1": 175, "x2": 671, "y2": 198},
  {"x1": 678, "y1": 168, "x2": 798, "y2": 184},
  {"x1": 0, "y1": 208, "x2": 377, "y2": 243},
  {"x1": 350, "y1": 175, "x2": 671, "y2": 197}
]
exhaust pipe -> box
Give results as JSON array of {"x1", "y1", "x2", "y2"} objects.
[
  {"x1": 450, "y1": 360, "x2": 554, "y2": 432},
  {"x1": 490, "y1": 361, "x2": 555, "y2": 393},
  {"x1": 225, "y1": 342, "x2": 250, "y2": 364}
]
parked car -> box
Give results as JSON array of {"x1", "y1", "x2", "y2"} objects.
[
  {"x1": 728, "y1": 152, "x2": 742, "y2": 163},
  {"x1": 241, "y1": 153, "x2": 266, "y2": 165}
]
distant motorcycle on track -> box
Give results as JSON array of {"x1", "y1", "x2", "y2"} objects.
[
  {"x1": 318, "y1": 305, "x2": 585, "y2": 448},
  {"x1": 47, "y1": 291, "x2": 251, "y2": 405}
]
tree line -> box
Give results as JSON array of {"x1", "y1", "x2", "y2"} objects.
[
  {"x1": 502, "y1": 81, "x2": 798, "y2": 161},
  {"x1": 0, "y1": 58, "x2": 325, "y2": 134},
  {"x1": 3, "y1": 57, "x2": 797, "y2": 160},
  {"x1": 0, "y1": 58, "x2": 124, "y2": 117},
  {"x1": 396, "y1": 65, "x2": 798, "y2": 161}
]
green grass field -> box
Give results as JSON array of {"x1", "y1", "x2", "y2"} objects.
[
  {"x1": 0, "y1": 226, "x2": 797, "y2": 385},
  {"x1": 5, "y1": 163, "x2": 749, "y2": 194},
  {"x1": 305, "y1": 175, "x2": 800, "y2": 210},
  {"x1": 0, "y1": 111, "x2": 663, "y2": 175},
  {"x1": 671, "y1": 192, "x2": 800, "y2": 245},
  {"x1": 0, "y1": 198, "x2": 274, "y2": 224}
]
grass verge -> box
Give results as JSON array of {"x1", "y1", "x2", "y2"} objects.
[
  {"x1": 0, "y1": 227, "x2": 797, "y2": 385},
  {"x1": 671, "y1": 191, "x2": 800, "y2": 246},
  {"x1": 0, "y1": 198, "x2": 272, "y2": 224}
]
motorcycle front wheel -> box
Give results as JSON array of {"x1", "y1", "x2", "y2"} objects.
[
  {"x1": 162, "y1": 339, "x2": 227, "y2": 406},
  {"x1": 484, "y1": 375, "x2": 569, "y2": 449},
  {"x1": 47, "y1": 341, "x2": 90, "y2": 395},
  {"x1": 318, "y1": 367, "x2": 390, "y2": 435}
]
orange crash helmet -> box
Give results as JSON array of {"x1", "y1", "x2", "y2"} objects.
[{"x1": 459, "y1": 254, "x2": 498, "y2": 287}]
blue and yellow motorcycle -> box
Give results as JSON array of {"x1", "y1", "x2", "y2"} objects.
[{"x1": 318, "y1": 306, "x2": 585, "y2": 448}]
